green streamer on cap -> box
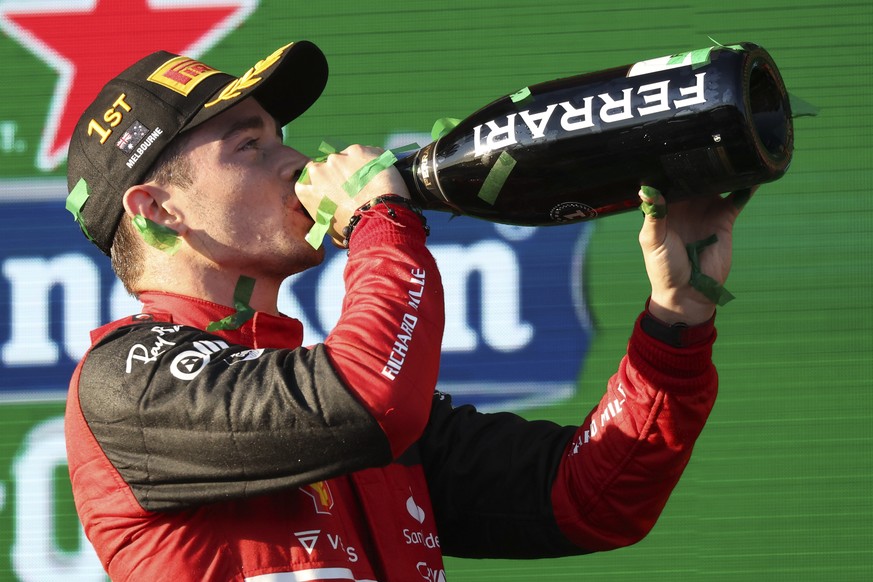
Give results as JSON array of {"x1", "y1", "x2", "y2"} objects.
[
  {"x1": 132, "y1": 214, "x2": 182, "y2": 255},
  {"x1": 510, "y1": 87, "x2": 533, "y2": 105},
  {"x1": 686, "y1": 234, "x2": 735, "y2": 306},
  {"x1": 65, "y1": 178, "x2": 95, "y2": 242},
  {"x1": 431, "y1": 118, "x2": 460, "y2": 141},
  {"x1": 342, "y1": 149, "x2": 399, "y2": 197},
  {"x1": 477, "y1": 151, "x2": 517, "y2": 205},
  {"x1": 305, "y1": 196, "x2": 338, "y2": 249},
  {"x1": 206, "y1": 275, "x2": 256, "y2": 331}
]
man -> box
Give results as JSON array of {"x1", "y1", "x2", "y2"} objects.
[{"x1": 64, "y1": 40, "x2": 750, "y2": 581}]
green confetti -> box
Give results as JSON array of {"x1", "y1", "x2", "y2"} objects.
[
  {"x1": 297, "y1": 165, "x2": 310, "y2": 185},
  {"x1": 132, "y1": 214, "x2": 182, "y2": 255},
  {"x1": 667, "y1": 39, "x2": 744, "y2": 70},
  {"x1": 305, "y1": 196, "x2": 338, "y2": 249},
  {"x1": 686, "y1": 234, "x2": 735, "y2": 306},
  {"x1": 510, "y1": 87, "x2": 533, "y2": 105},
  {"x1": 431, "y1": 118, "x2": 460, "y2": 141},
  {"x1": 640, "y1": 185, "x2": 667, "y2": 218},
  {"x1": 206, "y1": 276, "x2": 256, "y2": 331},
  {"x1": 342, "y1": 149, "x2": 398, "y2": 197},
  {"x1": 707, "y1": 36, "x2": 745, "y2": 52},
  {"x1": 667, "y1": 47, "x2": 714, "y2": 69},
  {"x1": 477, "y1": 151, "x2": 517, "y2": 205}
]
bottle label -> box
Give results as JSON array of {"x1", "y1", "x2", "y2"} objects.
[{"x1": 471, "y1": 72, "x2": 708, "y2": 158}]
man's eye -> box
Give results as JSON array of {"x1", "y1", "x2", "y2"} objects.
[{"x1": 240, "y1": 138, "x2": 258, "y2": 150}]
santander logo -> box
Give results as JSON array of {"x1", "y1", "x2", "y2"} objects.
[{"x1": 406, "y1": 494, "x2": 426, "y2": 524}]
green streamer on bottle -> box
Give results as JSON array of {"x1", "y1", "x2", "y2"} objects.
[
  {"x1": 431, "y1": 118, "x2": 460, "y2": 141},
  {"x1": 788, "y1": 93, "x2": 820, "y2": 118},
  {"x1": 477, "y1": 151, "x2": 517, "y2": 205},
  {"x1": 667, "y1": 37, "x2": 743, "y2": 70},
  {"x1": 510, "y1": 87, "x2": 533, "y2": 105}
]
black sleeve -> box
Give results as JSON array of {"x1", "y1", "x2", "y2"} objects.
[
  {"x1": 78, "y1": 322, "x2": 392, "y2": 512},
  {"x1": 418, "y1": 392, "x2": 588, "y2": 558}
]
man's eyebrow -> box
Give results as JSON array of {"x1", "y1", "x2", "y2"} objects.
[
  {"x1": 220, "y1": 114, "x2": 284, "y2": 141},
  {"x1": 220, "y1": 115, "x2": 266, "y2": 141}
]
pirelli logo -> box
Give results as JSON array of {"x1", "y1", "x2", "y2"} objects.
[{"x1": 147, "y1": 56, "x2": 221, "y2": 95}]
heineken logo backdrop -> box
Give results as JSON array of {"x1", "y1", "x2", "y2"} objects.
[{"x1": 0, "y1": 1, "x2": 869, "y2": 580}]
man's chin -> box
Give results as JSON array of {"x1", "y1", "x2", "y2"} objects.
[{"x1": 285, "y1": 244, "x2": 326, "y2": 275}]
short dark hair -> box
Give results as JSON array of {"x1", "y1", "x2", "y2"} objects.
[{"x1": 111, "y1": 132, "x2": 194, "y2": 295}]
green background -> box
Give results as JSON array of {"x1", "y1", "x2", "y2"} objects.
[{"x1": 1, "y1": 0, "x2": 871, "y2": 579}]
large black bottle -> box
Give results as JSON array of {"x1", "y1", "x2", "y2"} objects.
[{"x1": 394, "y1": 42, "x2": 793, "y2": 224}]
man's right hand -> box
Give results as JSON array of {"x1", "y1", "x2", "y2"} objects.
[{"x1": 296, "y1": 145, "x2": 411, "y2": 245}]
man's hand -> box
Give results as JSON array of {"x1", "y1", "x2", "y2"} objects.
[
  {"x1": 638, "y1": 186, "x2": 756, "y2": 325},
  {"x1": 296, "y1": 145, "x2": 411, "y2": 245}
]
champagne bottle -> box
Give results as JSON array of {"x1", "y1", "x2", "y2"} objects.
[{"x1": 394, "y1": 42, "x2": 793, "y2": 224}]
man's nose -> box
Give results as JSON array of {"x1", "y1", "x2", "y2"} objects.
[{"x1": 279, "y1": 145, "x2": 308, "y2": 181}]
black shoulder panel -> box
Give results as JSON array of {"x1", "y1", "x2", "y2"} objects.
[
  {"x1": 419, "y1": 392, "x2": 585, "y2": 558},
  {"x1": 78, "y1": 322, "x2": 392, "y2": 511}
]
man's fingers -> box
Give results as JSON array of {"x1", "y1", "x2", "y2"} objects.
[{"x1": 638, "y1": 186, "x2": 668, "y2": 251}]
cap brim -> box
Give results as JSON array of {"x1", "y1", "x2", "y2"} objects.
[{"x1": 187, "y1": 40, "x2": 328, "y2": 131}]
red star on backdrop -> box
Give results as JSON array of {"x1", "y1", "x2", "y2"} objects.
[{"x1": 0, "y1": 0, "x2": 257, "y2": 171}]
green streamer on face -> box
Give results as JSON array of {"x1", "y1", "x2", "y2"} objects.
[
  {"x1": 132, "y1": 214, "x2": 182, "y2": 255},
  {"x1": 206, "y1": 276, "x2": 256, "y2": 331},
  {"x1": 431, "y1": 118, "x2": 461, "y2": 141},
  {"x1": 65, "y1": 178, "x2": 95, "y2": 242},
  {"x1": 305, "y1": 196, "x2": 338, "y2": 250},
  {"x1": 686, "y1": 234, "x2": 735, "y2": 306},
  {"x1": 477, "y1": 151, "x2": 517, "y2": 205}
]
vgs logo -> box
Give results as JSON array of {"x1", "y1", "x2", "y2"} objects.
[{"x1": 169, "y1": 339, "x2": 228, "y2": 381}]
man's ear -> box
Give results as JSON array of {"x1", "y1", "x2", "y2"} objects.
[{"x1": 122, "y1": 184, "x2": 188, "y2": 235}]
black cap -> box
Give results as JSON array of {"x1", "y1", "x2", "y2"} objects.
[{"x1": 66, "y1": 41, "x2": 328, "y2": 255}]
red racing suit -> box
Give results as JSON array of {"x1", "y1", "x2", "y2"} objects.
[{"x1": 65, "y1": 204, "x2": 719, "y2": 581}]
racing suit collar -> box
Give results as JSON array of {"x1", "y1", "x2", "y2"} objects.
[{"x1": 137, "y1": 291, "x2": 304, "y2": 349}]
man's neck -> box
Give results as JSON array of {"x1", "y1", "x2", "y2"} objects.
[{"x1": 138, "y1": 260, "x2": 283, "y2": 316}]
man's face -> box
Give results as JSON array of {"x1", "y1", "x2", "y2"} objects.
[{"x1": 170, "y1": 97, "x2": 323, "y2": 278}]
